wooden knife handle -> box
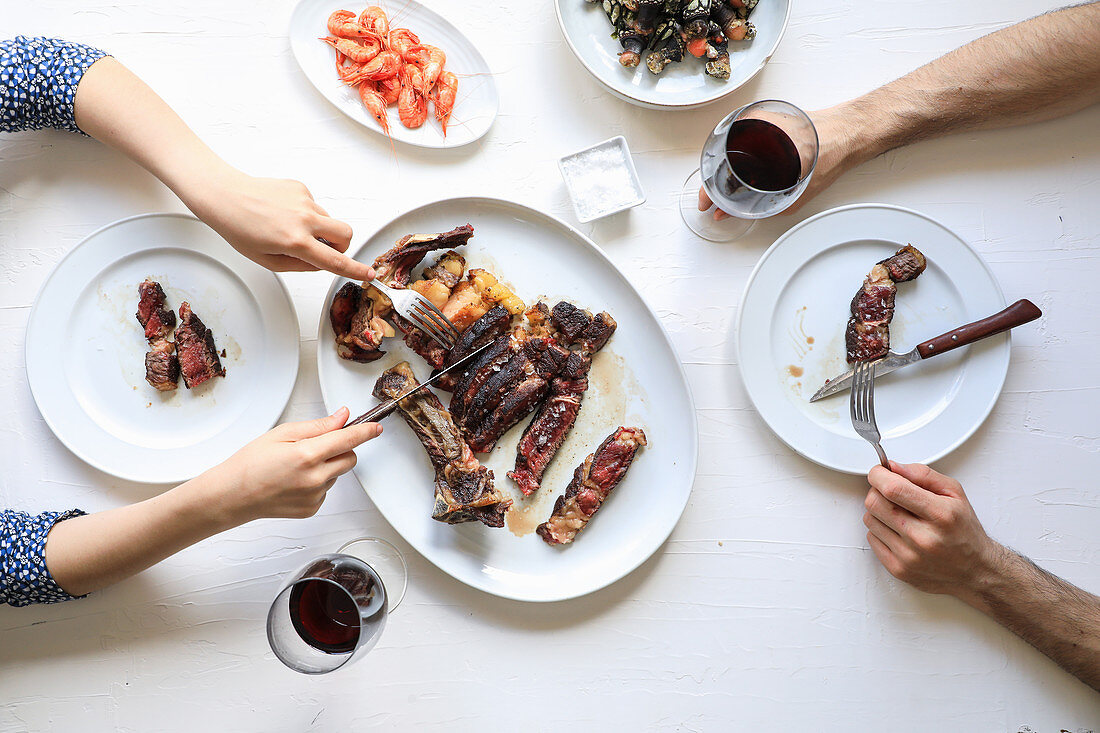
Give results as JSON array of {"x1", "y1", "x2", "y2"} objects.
[{"x1": 916, "y1": 299, "x2": 1042, "y2": 359}]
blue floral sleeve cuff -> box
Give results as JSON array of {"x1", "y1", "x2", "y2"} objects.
[
  {"x1": 1, "y1": 509, "x2": 88, "y2": 607},
  {"x1": 1, "y1": 36, "x2": 109, "y2": 134}
]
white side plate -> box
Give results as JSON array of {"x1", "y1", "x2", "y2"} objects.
[
  {"x1": 290, "y1": 0, "x2": 499, "y2": 148},
  {"x1": 555, "y1": 0, "x2": 791, "y2": 110},
  {"x1": 737, "y1": 204, "x2": 1010, "y2": 474},
  {"x1": 26, "y1": 214, "x2": 300, "y2": 484},
  {"x1": 317, "y1": 197, "x2": 699, "y2": 601}
]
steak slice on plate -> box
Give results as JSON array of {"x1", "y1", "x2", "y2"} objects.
[{"x1": 176, "y1": 301, "x2": 226, "y2": 388}]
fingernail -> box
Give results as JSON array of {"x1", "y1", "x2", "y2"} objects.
[{"x1": 366, "y1": 267, "x2": 376, "y2": 280}]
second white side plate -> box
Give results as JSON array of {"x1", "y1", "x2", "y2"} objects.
[{"x1": 737, "y1": 204, "x2": 1010, "y2": 474}]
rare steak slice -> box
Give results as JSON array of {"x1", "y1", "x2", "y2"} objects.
[
  {"x1": 145, "y1": 338, "x2": 180, "y2": 391},
  {"x1": 508, "y1": 302, "x2": 618, "y2": 495},
  {"x1": 845, "y1": 244, "x2": 927, "y2": 363},
  {"x1": 176, "y1": 302, "x2": 226, "y2": 388},
  {"x1": 373, "y1": 361, "x2": 511, "y2": 527},
  {"x1": 136, "y1": 279, "x2": 176, "y2": 341},
  {"x1": 537, "y1": 426, "x2": 647, "y2": 546}
]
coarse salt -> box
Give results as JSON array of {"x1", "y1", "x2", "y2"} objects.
[{"x1": 559, "y1": 137, "x2": 645, "y2": 222}]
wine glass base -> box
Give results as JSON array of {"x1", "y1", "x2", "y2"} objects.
[
  {"x1": 338, "y1": 537, "x2": 408, "y2": 611},
  {"x1": 679, "y1": 169, "x2": 755, "y2": 242}
]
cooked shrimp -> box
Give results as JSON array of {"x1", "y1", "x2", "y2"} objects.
[
  {"x1": 398, "y1": 67, "x2": 428, "y2": 128},
  {"x1": 431, "y1": 70, "x2": 458, "y2": 137},
  {"x1": 320, "y1": 36, "x2": 381, "y2": 65},
  {"x1": 358, "y1": 82, "x2": 391, "y2": 135},
  {"x1": 388, "y1": 28, "x2": 421, "y2": 59},
  {"x1": 327, "y1": 9, "x2": 376, "y2": 39},
  {"x1": 358, "y1": 6, "x2": 389, "y2": 38},
  {"x1": 406, "y1": 44, "x2": 446, "y2": 93},
  {"x1": 344, "y1": 49, "x2": 403, "y2": 83},
  {"x1": 376, "y1": 75, "x2": 402, "y2": 106}
]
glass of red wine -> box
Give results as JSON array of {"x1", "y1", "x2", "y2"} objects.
[
  {"x1": 266, "y1": 537, "x2": 407, "y2": 674},
  {"x1": 680, "y1": 99, "x2": 819, "y2": 242}
]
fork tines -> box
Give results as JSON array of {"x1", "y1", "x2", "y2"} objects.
[
  {"x1": 850, "y1": 359, "x2": 889, "y2": 468},
  {"x1": 411, "y1": 299, "x2": 459, "y2": 350}
]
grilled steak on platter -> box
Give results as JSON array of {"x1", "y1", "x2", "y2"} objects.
[
  {"x1": 373, "y1": 361, "x2": 511, "y2": 527},
  {"x1": 537, "y1": 426, "x2": 647, "y2": 546}
]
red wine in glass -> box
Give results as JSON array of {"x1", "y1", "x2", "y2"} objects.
[
  {"x1": 681, "y1": 100, "x2": 818, "y2": 242},
  {"x1": 724, "y1": 119, "x2": 801, "y2": 193},
  {"x1": 268, "y1": 538, "x2": 406, "y2": 674},
  {"x1": 289, "y1": 578, "x2": 361, "y2": 654}
]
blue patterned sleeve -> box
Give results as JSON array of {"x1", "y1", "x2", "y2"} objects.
[
  {"x1": 0, "y1": 36, "x2": 109, "y2": 134},
  {"x1": 1, "y1": 509, "x2": 88, "y2": 607}
]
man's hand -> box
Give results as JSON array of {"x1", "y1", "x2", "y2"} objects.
[
  {"x1": 199, "y1": 407, "x2": 382, "y2": 525},
  {"x1": 188, "y1": 170, "x2": 375, "y2": 280},
  {"x1": 863, "y1": 461, "x2": 1001, "y2": 598},
  {"x1": 696, "y1": 106, "x2": 868, "y2": 221}
]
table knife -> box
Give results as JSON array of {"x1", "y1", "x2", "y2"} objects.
[
  {"x1": 809, "y1": 299, "x2": 1042, "y2": 403},
  {"x1": 344, "y1": 341, "x2": 493, "y2": 427}
]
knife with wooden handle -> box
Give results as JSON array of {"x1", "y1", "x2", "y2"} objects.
[
  {"x1": 343, "y1": 341, "x2": 493, "y2": 426},
  {"x1": 809, "y1": 299, "x2": 1042, "y2": 402}
]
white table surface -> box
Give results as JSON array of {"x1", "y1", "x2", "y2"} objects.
[{"x1": 2, "y1": 1, "x2": 1099, "y2": 730}]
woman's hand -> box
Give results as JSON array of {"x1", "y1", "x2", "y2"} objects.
[
  {"x1": 197, "y1": 407, "x2": 382, "y2": 526},
  {"x1": 184, "y1": 169, "x2": 375, "y2": 280}
]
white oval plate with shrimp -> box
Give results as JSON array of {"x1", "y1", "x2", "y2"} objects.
[
  {"x1": 290, "y1": 0, "x2": 499, "y2": 148},
  {"x1": 556, "y1": 0, "x2": 791, "y2": 110},
  {"x1": 316, "y1": 197, "x2": 699, "y2": 602}
]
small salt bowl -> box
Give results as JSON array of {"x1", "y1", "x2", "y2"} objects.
[{"x1": 558, "y1": 136, "x2": 646, "y2": 223}]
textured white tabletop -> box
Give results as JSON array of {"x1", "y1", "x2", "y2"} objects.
[{"x1": 2, "y1": 1, "x2": 1099, "y2": 730}]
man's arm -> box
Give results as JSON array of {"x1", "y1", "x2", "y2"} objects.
[
  {"x1": 701, "y1": 2, "x2": 1100, "y2": 216},
  {"x1": 864, "y1": 462, "x2": 1100, "y2": 692}
]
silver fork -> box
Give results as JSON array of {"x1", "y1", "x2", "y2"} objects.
[
  {"x1": 367, "y1": 278, "x2": 460, "y2": 350},
  {"x1": 850, "y1": 359, "x2": 889, "y2": 468}
]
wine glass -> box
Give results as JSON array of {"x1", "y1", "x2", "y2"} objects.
[
  {"x1": 680, "y1": 99, "x2": 819, "y2": 242},
  {"x1": 266, "y1": 537, "x2": 407, "y2": 674}
]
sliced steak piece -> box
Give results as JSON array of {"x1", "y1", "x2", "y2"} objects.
[
  {"x1": 144, "y1": 338, "x2": 180, "y2": 391},
  {"x1": 330, "y1": 281, "x2": 389, "y2": 363},
  {"x1": 373, "y1": 361, "x2": 511, "y2": 527},
  {"x1": 372, "y1": 225, "x2": 474, "y2": 286},
  {"x1": 846, "y1": 245, "x2": 926, "y2": 363},
  {"x1": 463, "y1": 336, "x2": 570, "y2": 454},
  {"x1": 879, "y1": 244, "x2": 927, "y2": 283},
  {"x1": 136, "y1": 279, "x2": 176, "y2": 341},
  {"x1": 434, "y1": 305, "x2": 513, "y2": 392},
  {"x1": 537, "y1": 426, "x2": 647, "y2": 546},
  {"x1": 508, "y1": 302, "x2": 618, "y2": 495},
  {"x1": 176, "y1": 302, "x2": 226, "y2": 388},
  {"x1": 508, "y1": 351, "x2": 592, "y2": 496}
]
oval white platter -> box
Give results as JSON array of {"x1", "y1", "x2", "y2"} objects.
[
  {"x1": 555, "y1": 0, "x2": 791, "y2": 110},
  {"x1": 289, "y1": 0, "x2": 499, "y2": 148},
  {"x1": 317, "y1": 197, "x2": 699, "y2": 602},
  {"x1": 25, "y1": 214, "x2": 301, "y2": 484},
  {"x1": 737, "y1": 204, "x2": 1011, "y2": 475}
]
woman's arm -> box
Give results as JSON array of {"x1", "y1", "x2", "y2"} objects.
[
  {"x1": 701, "y1": 2, "x2": 1100, "y2": 217},
  {"x1": 43, "y1": 408, "x2": 380, "y2": 598},
  {"x1": 865, "y1": 462, "x2": 1100, "y2": 692},
  {"x1": 72, "y1": 57, "x2": 373, "y2": 279}
]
